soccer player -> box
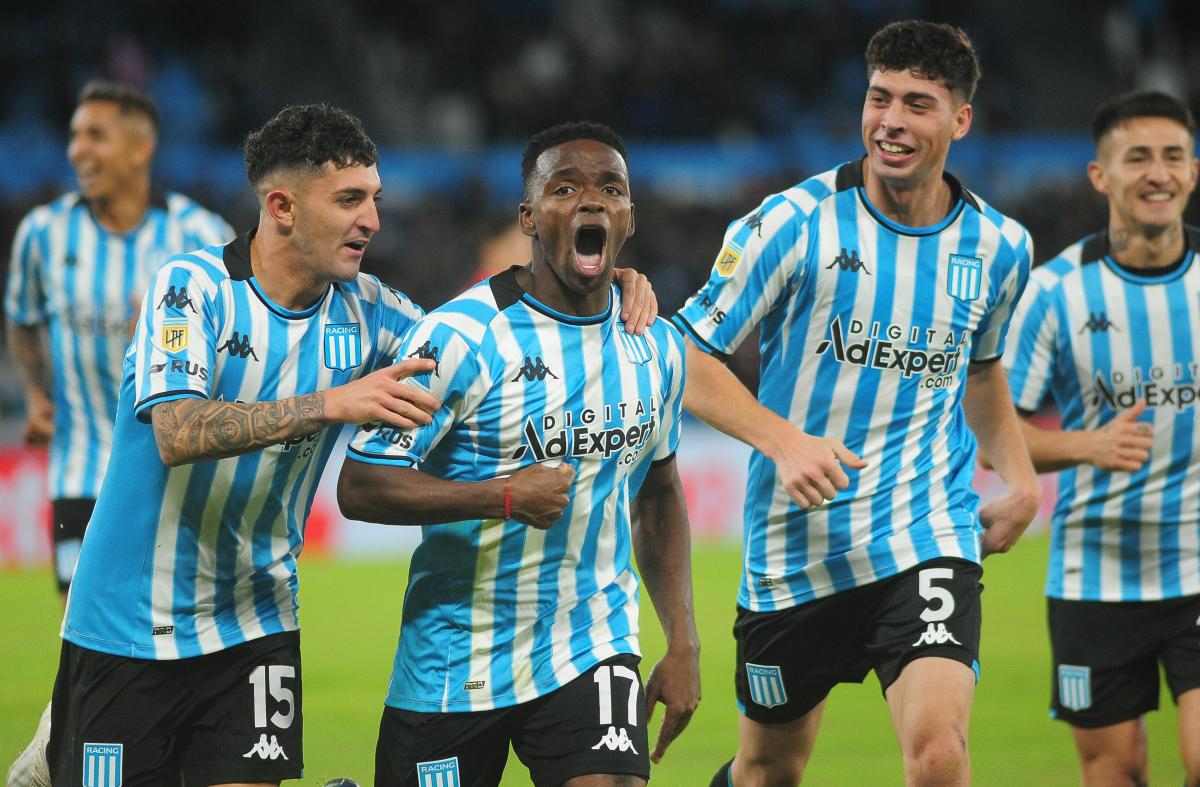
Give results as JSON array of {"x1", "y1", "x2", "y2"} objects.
[
  {"x1": 1003, "y1": 91, "x2": 1200, "y2": 787},
  {"x1": 671, "y1": 21, "x2": 1043, "y2": 786},
  {"x1": 43, "y1": 103, "x2": 445, "y2": 787},
  {"x1": 338, "y1": 121, "x2": 701, "y2": 787},
  {"x1": 4, "y1": 79, "x2": 232, "y2": 787}
]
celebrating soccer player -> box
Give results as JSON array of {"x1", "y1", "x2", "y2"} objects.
[
  {"x1": 4, "y1": 80, "x2": 232, "y2": 787},
  {"x1": 1002, "y1": 91, "x2": 1200, "y2": 787},
  {"x1": 338, "y1": 121, "x2": 700, "y2": 787},
  {"x1": 670, "y1": 21, "x2": 1042, "y2": 786}
]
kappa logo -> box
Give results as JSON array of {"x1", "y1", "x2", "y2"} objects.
[
  {"x1": 1078, "y1": 311, "x2": 1119, "y2": 334},
  {"x1": 592, "y1": 726, "x2": 639, "y2": 754},
  {"x1": 744, "y1": 208, "x2": 766, "y2": 237},
  {"x1": 511, "y1": 355, "x2": 558, "y2": 382},
  {"x1": 827, "y1": 247, "x2": 870, "y2": 275},
  {"x1": 156, "y1": 285, "x2": 198, "y2": 313},
  {"x1": 407, "y1": 340, "x2": 441, "y2": 377},
  {"x1": 242, "y1": 734, "x2": 288, "y2": 761},
  {"x1": 912, "y1": 622, "x2": 962, "y2": 647},
  {"x1": 218, "y1": 331, "x2": 259, "y2": 360}
]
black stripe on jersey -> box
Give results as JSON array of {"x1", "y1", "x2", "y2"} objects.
[
  {"x1": 834, "y1": 156, "x2": 980, "y2": 212},
  {"x1": 223, "y1": 231, "x2": 255, "y2": 281},
  {"x1": 490, "y1": 266, "x2": 524, "y2": 311},
  {"x1": 669, "y1": 314, "x2": 731, "y2": 363},
  {"x1": 134, "y1": 390, "x2": 207, "y2": 422},
  {"x1": 1080, "y1": 231, "x2": 1107, "y2": 265},
  {"x1": 650, "y1": 452, "x2": 676, "y2": 468},
  {"x1": 346, "y1": 445, "x2": 418, "y2": 466}
]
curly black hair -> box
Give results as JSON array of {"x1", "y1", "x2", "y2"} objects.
[
  {"x1": 243, "y1": 104, "x2": 378, "y2": 188},
  {"x1": 1091, "y1": 90, "x2": 1196, "y2": 146},
  {"x1": 78, "y1": 80, "x2": 159, "y2": 130},
  {"x1": 520, "y1": 120, "x2": 628, "y2": 200},
  {"x1": 865, "y1": 20, "x2": 981, "y2": 102}
]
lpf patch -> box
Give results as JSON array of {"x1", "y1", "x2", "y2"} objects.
[
  {"x1": 82, "y1": 742, "x2": 123, "y2": 787},
  {"x1": 714, "y1": 241, "x2": 744, "y2": 277},
  {"x1": 417, "y1": 756, "x2": 460, "y2": 787},
  {"x1": 745, "y1": 662, "x2": 788, "y2": 708},
  {"x1": 324, "y1": 322, "x2": 362, "y2": 370},
  {"x1": 946, "y1": 254, "x2": 983, "y2": 302},
  {"x1": 161, "y1": 320, "x2": 189, "y2": 352},
  {"x1": 1058, "y1": 664, "x2": 1092, "y2": 711}
]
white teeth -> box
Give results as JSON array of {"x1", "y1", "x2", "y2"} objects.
[
  {"x1": 880, "y1": 142, "x2": 910, "y2": 154},
  {"x1": 1144, "y1": 193, "x2": 1171, "y2": 202}
]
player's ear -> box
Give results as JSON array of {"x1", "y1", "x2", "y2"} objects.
[
  {"x1": 951, "y1": 102, "x2": 972, "y2": 141},
  {"x1": 518, "y1": 202, "x2": 537, "y2": 237},
  {"x1": 1086, "y1": 160, "x2": 1108, "y2": 196},
  {"x1": 265, "y1": 189, "x2": 297, "y2": 229}
]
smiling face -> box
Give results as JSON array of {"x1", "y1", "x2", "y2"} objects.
[
  {"x1": 861, "y1": 68, "x2": 972, "y2": 191},
  {"x1": 1089, "y1": 116, "x2": 1198, "y2": 234},
  {"x1": 518, "y1": 138, "x2": 634, "y2": 311},
  {"x1": 67, "y1": 99, "x2": 154, "y2": 203},
  {"x1": 285, "y1": 162, "x2": 382, "y2": 283}
]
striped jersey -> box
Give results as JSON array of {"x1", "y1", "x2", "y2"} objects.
[
  {"x1": 347, "y1": 267, "x2": 686, "y2": 713},
  {"x1": 673, "y1": 159, "x2": 1032, "y2": 612},
  {"x1": 1004, "y1": 228, "x2": 1200, "y2": 602},
  {"x1": 4, "y1": 190, "x2": 233, "y2": 500},
  {"x1": 61, "y1": 231, "x2": 423, "y2": 659}
]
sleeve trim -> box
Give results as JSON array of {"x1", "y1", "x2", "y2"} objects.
[
  {"x1": 346, "y1": 446, "x2": 419, "y2": 467},
  {"x1": 650, "y1": 452, "x2": 676, "y2": 468},
  {"x1": 669, "y1": 315, "x2": 731, "y2": 362},
  {"x1": 134, "y1": 390, "x2": 207, "y2": 423}
]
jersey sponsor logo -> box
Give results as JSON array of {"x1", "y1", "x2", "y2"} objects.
[
  {"x1": 156, "y1": 285, "x2": 198, "y2": 314},
  {"x1": 407, "y1": 339, "x2": 441, "y2": 377},
  {"x1": 1058, "y1": 664, "x2": 1092, "y2": 711},
  {"x1": 591, "y1": 726, "x2": 639, "y2": 754},
  {"x1": 947, "y1": 254, "x2": 983, "y2": 302},
  {"x1": 463, "y1": 680, "x2": 485, "y2": 690},
  {"x1": 417, "y1": 756, "x2": 460, "y2": 787},
  {"x1": 161, "y1": 320, "x2": 189, "y2": 352},
  {"x1": 911, "y1": 622, "x2": 962, "y2": 647},
  {"x1": 814, "y1": 315, "x2": 966, "y2": 388},
  {"x1": 242, "y1": 733, "x2": 288, "y2": 760},
  {"x1": 359, "y1": 422, "x2": 415, "y2": 450},
  {"x1": 511, "y1": 400, "x2": 658, "y2": 466},
  {"x1": 324, "y1": 322, "x2": 362, "y2": 370},
  {"x1": 62, "y1": 310, "x2": 129, "y2": 336},
  {"x1": 511, "y1": 355, "x2": 559, "y2": 382},
  {"x1": 82, "y1": 742, "x2": 122, "y2": 787},
  {"x1": 1077, "y1": 311, "x2": 1119, "y2": 334},
  {"x1": 827, "y1": 247, "x2": 871, "y2": 275},
  {"x1": 149, "y1": 358, "x2": 208, "y2": 382},
  {"x1": 1090, "y1": 365, "x2": 1200, "y2": 412},
  {"x1": 696, "y1": 294, "x2": 725, "y2": 325},
  {"x1": 745, "y1": 663, "x2": 787, "y2": 708},
  {"x1": 217, "y1": 331, "x2": 259, "y2": 361},
  {"x1": 617, "y1": 331, "x2": 652, "y2": 365},
  {"x1": 714, "y1": 241, "x2": 743, "y2": 277}
]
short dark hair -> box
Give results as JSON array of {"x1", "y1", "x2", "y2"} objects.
[
  {"x1": 1091, "y1": 90, "x2": 1197, "y2": 146},
  {"x1": 521, "y1": 121, "x2": 628, "y2": 200},
  {"x1": 243, "y1": 104, "x2": 379, "y2": 188},
  {"x1": 865, "y1": 20, "x2": 981, "y2": 103},
  {"x1": 78, "y1": 79, "x2": 159, "y2": 130}
]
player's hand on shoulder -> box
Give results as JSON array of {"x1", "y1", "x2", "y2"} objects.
[
  {"x1": 323, "y1": 358, "x2": 439, "y2": 429},
  {"x1": 979, "y1": 483, "x2": 1042, "y2": 557},
  {"x1": 507, "y1": 462, "x2": 574, "y2": 530},
  {"x1": 769, "y1": 425, "x2": 868, "y2": 508},
  {"x1": 1088, "y1": 399, "x2": 1153, "y2": 473},
  {"x1": 645, "y1": 643, "x2": 701, "y2": 764},
  {"x1": 613, "y1": 267, "x2": 658, "y2": 335}
]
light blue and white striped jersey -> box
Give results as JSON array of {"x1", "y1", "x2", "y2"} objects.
[
  {"x1": 4, "y1": 190, "x2": 233, "y2": 500},
  {"x1": 61, "y1": 231, "x2": 423, "y2": 659},
  {"x1": 347, "y1": 267, "x2": 686, "y2": 713},
  {"x1": 673, "y1": 160, "x2": 1032, "y2": 612},
  {"x1": 1004, "y1": 228, "x2": 1200, "y2": 602}
]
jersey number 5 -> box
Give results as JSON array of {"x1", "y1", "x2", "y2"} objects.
[{"x1": 918, "y1": 568, "x2": 955, "y2": 622}]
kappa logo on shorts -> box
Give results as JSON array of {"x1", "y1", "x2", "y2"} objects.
[
  {"x1": 417, "y1": 756, "x2": 460, "y2": 787},
  {"x1": 82, "y1": 742, "x2": 123, "y2": 787},
  {"x1": 911, "y1": 622, "x2": 962, "y2": 647},
  {"x1": 242, "y1": 733, "x2": 288, "y2": 760},
  {"x1": 745, "y1": 663, "x2": 788, "y2": 708},
  {"x1": 592, "y1": 725, "x2": 639, "y2": 754},
  {"x1": 1058, "y1": 665, "x2": 1092, "y2": 711}
]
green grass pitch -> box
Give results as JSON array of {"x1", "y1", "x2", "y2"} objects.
[{"x1": 1, "y1": 534, "x2": 1187, "y2": 785}]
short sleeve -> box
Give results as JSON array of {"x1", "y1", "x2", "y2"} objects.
[
  {"x1": 4, "y1": 212, "x2": 47, "y2": 325},
  {"x1": 971, "y1": 228, "x2": 1033, "y2": 362},
  {"x1": 1003, "y1": 274, "x2": 1060, "y2": 412}
]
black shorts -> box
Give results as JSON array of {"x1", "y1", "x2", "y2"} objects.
[
  {"x1": 375, "y1": 653, "x2": 650, "y2": 787},
  {"x1": 734, "y1": 557, "x2": 983, "y2": 724},
  {"x1": 48, "y1": 631, "x2": 303, "y2": 786},
  {"x1": 1048, "y1": 594, "x2": 1200, "y2": 729},
  {"x1": 51, "y1": 498, "x2": 94, "y2": 593}
]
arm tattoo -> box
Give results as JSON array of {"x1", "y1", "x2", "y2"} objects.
[{"x1": 152, "y1": 393, "x2": 327, "y2": 465}]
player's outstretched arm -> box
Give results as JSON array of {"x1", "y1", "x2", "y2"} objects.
[
  {"x1": 632, "y1": 456, "x2": 701, "y2": 764},
  {"x1": 963, "y1": 361, "x2": 1042, "y2": 556},
  {"x1": 1002, "y1": 400, "x2": 1152, "y2": 474},
  {"x1": 612, "y1": 267, "x2": 658, "y2": 335},
  {"x1": 5, "y1": 320, "x2": 54, "y2": 446},
  {"x1": 150, "y1": 358, "x2": 438, "y2": 466},
  {"x1": 681, "y1": 338, "x2": 866, "y2": 508},
  {"x1": 337, "y1": 461, "x2": 573, "y2": 528}
]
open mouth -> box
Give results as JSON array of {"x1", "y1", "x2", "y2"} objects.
[
  {"x1": 1141, "y1": 192, "x2": 1173, "y2": 203},
  {"x1": 877, "y1": 140, "x2": 914, "y2": 158},
  {"x1": 574, "y1": 226, "x2": 607, "y2": 276},
  {"x1": 344, "y1": 239, "x2": 369, "y2": 253}
]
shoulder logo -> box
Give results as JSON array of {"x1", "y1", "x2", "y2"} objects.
[
  {"x1": 324, "y1": 322, "x2": 362, "y2": 370},
  {"x1": 156, "y1": 285, "x2": 198, "y2": 314},
  {"x1": 242, "y1": 733, "x2": 288, "y2": 761},
  {"x1": 828, "y1": 247, "x2": 870, "y2": 275},
  {"x1": 217, "y1": 331, "x2": 259, "y2": 360},
  {"x1": 946, "y1": 254, "x2": 983, "y2": 301},
  {"x1": 1078, "y1": 312, "x2": 1119, "y2": 334},
  {"x1": 82, "y1": 742, "x2": 123, "y2": 787},
  {"x1": 744, "y1": 208, "x2": 767, "y2": 237},
  {"x1": 161, "y1": 320, "x2": 189, "y2": 353},
  {"x1": 407, "y1": 339, "x2": 441, "y2": 377},
  {"x1": 714, "y1": 241, "x2": 743, "y2": 277},
  {"x1": 417, "y1": 757, "x2": 460, "y2": 786},
  {"x1": 745, "y1": 663, "x2": 788, "y2": 708},
  {"x1": 512, "y1": 355, "x2": 558, "y2": 382}
]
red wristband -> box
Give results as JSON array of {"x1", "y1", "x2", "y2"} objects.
[{"x1": 503, "y1": 477, "x2": 512, "y2": 520}]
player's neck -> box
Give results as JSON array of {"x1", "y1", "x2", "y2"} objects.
[
  {"x1": 516, "y1": 261, "x2": 611, "y2": 318},
  {"x1": 88, "y1": 180, "x2": 151, "y2": 234},
  {"x1": 249, "y1": 228, "x2": 329, "y2": 311},
  {"x1": 1107, "y1": 220, "x2": 1186, "y2": 270},
  {"x1": 863, "y1": 163, "x2": 952, "y2": 228}
]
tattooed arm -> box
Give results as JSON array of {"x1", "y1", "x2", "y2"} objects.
[{"x1": 149, "y1": 358, "x2": 440, "y2": 466}]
